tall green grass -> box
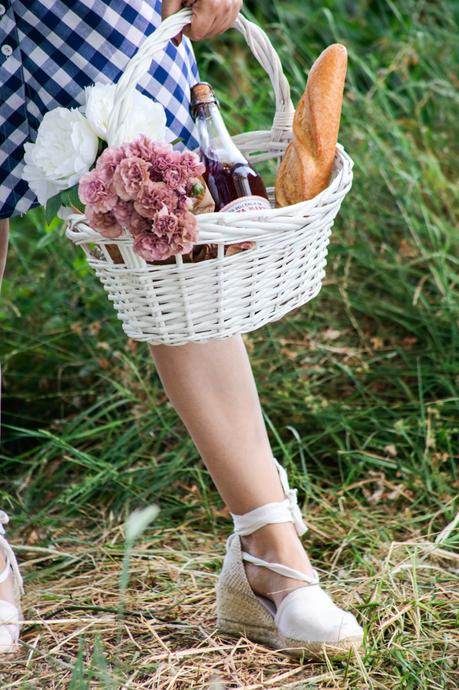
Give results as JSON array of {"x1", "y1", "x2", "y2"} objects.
[{"x1": 1, "y1": 0, "x2": 457, "y2": 524}]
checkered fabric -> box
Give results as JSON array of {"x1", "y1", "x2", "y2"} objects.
[{"x1": 0, "y1": 0, "x2": 199, "y2": 219}]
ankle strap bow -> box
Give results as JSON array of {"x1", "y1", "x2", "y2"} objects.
[{"x1": 231, "y1": 458, "x2": 308, "y2": 537}]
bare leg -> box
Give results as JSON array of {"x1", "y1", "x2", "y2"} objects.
[
  {"x1": 149, "y1": 337, "x2": 315, "y2": 608},
  {"x1": 0, "y1": 219, "x2": 15, "y2": 606}
]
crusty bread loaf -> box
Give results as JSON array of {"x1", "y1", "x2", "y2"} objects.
[
  {"x1": 192, "y1": 176, "x2": 215, "y2": 215},
  {"x1": 275, "y1": 44, "x2": 347, "y2": 206}
]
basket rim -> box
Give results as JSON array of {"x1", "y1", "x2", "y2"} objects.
[{"x1": 66, "y1": 141, "x2": 353, "y2": 237}]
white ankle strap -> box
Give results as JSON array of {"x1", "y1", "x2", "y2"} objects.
[
  {"x1": 0, "y1": 511, "x2": 24, "y2": 595},
  {"x1": 230, "y1": 458, "x2": 308, "y2": 537},
  {"x1": 241, "y1": 549, "x2": 320, "y2": 585},
  {"x1": 0, "y1": 559, "x2": 11, "y2": 584}
]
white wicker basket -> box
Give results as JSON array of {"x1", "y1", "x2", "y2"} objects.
[{"x1": 65, "y1": 8, "x2": 353, "y2": 346}]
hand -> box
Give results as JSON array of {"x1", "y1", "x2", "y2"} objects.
[{"x1": 162, "y1": 0, "x2": 243, "y2": 41}]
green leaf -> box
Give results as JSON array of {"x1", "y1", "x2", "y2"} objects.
[
  {"x1": 45, "y1": 192, "x2": 63, "y2": 225},
  {"x1": 61, "y1": 183, "x2": 84, "y2": 212},
  {"x1": 97, "y1": 138, "x2": 108, "y2": 157}
]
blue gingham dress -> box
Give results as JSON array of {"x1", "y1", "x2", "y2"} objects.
[{"x1": 0, "y1": 0, "x2": 199, "y2": 219}]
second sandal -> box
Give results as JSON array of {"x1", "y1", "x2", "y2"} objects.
[{"x1": 0, "y1": 511, "x2": 23, "y2": 654}]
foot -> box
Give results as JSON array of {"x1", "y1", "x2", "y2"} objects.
[
  {"x1": 0, "y1": 512, "x2": 23, "y2": 653},
  {"x1": 0, "y1": 554, "x2": 15, "y2": 606},
  {"x1": 241, "y1": 522, "x2": 316, "y2": 610}
]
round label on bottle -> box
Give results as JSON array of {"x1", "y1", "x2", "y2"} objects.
[{"x1": 220, "y1": 195, "x2": 271, "y2": 213}]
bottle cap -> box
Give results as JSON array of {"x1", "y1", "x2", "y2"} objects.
[{"x1": 190, "y1": 82, "x2": 219, "y2": 116}]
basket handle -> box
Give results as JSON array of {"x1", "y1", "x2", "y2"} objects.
[{"x1": 106, "y1": 8, "x2": 294, "y2": 146}]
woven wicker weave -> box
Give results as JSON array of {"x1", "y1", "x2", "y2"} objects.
[{"x1": 65, "y1": 8, "x2": 353, "y2": 346}]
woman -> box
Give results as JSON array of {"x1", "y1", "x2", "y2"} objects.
[{"x1": 0, "y1": 0, "x2": 363, "y2": 657}]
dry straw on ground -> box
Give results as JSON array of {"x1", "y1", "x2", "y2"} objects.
[{"x1": 1, "y1": 493, "x2": 457, "y2": 689}]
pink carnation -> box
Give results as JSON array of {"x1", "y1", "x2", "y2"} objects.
[
  {"x1": 113, "y1": 199, "x2": 135, "y2": 227},
  {"x1": 134, "y1": 181, "x2": 178, "y2": 218},
  {"x1": 152, "y1": 148, "x2": 175, "y2": 172},
  {"x1": 78, "y1": 171, "x2": 117, "y2": 213},
  {"x1": 180, "y1": 211, "x2": 198, "y2": 236},
  {"x1": 160, "y1": 150, "x2": 190, "y2": 191},
  {"x1": 180, "y1": 150, "x2": 205, "y2": 177},
  {"x1": 152, "y1": 207, "x2": 179, "y2": 239},
  {"x1": 124, "y1": 135, "x2": 172, "y2": 163},
  {"x1": 168, "y1": 235, "x2": 194, "y2": 256},
  {"x1": 131, "y1": 210, "x2": 198, "y2": 262},
  {"x1": 128, "y1": 210, "x2": 152, "y2": 236},
  {"x1": 176, "y1": 211, "x2": 198, "y2": 246},
  {"x1": 162, "y1": 211, "x2": 198, "y2": 255},
  {"x1": 133, "y1": 233, "x2": 172, "y2": 262},
  {"x1": 112, "y1": 156, "x2": 151, "y2": 201},
  {"x1": 95, "y1": 146, "x2": 126, "y2": 183},
  {"x1": 176, "y1": 194, "x2": 194, "y2": 212},
  {"x1": 85, "y1": 205, "x2": 122, "y2": 238}
]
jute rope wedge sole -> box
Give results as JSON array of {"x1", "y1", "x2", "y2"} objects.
[
  {"x1": 216, "y1": 460, "x2": 363, "y2": 659},
  {"x1": 0, "y1": 511, "x2": 23, "y2": 654}
]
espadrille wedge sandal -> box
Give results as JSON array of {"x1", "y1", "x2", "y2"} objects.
[
  {"x1": 0, "y1": 511, "x2": 23, "y2": 653},
  {"x1": 216, "y1": 459, "x2": 363, "y2": 659}
]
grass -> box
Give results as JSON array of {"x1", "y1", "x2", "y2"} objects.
[
  {"x1": 1, "y1": 0, "x2": 458, "y2": 687},
  {"x1": 1, "y1": 505, "x2": 458, "y2": 688}
]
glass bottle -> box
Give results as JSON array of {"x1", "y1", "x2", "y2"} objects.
[{"x1": 190, "y1": 82, "x2": 271, "y2": 213}]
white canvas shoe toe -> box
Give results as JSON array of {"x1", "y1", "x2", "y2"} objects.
[{"x1": 275, "y1": 585, "x2": 363, "y2": 644}]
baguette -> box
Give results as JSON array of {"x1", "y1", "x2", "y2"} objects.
[
  {"x1": 275, "y1": 44, "x2": 347, "y2": 206},
  {"x1": 192, "y1": 176, "x2": 215, "y2": 215}
]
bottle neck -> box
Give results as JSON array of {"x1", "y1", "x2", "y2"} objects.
[{"x1": 194, "y1": 102, "x2": 248, "y2": 166}]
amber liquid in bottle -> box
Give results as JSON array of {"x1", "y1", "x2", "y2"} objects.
[
  {"x1": 202, "y1": 157, "x2": 269, "y2": 211},
  {"x1": 190, "y1": 82, "x2": 270, "y2": 213}
]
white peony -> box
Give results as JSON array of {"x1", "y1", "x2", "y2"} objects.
[
  {"x1": 22, "y1": 107, "x2": 99, "y2": 205},
  {"x1": 84, "y1": 82, "x2": 117, "y2": 139},
  {"x1": 21, "y1": 150, "x2": 63, "y2": 207},
  {"x1": 124, "y1": 89, "x2": 168, "y2": 143},
  {"x1": 84, "y1": 82, "x2": 167, "y2": 145}
]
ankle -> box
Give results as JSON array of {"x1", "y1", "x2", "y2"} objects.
[{"x1": 241, "y1": 522, "x2": 305, "y2": 559}]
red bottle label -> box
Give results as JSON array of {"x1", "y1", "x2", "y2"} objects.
[{"x1": 220, "y1": 195, "x2": 271, "y2": 213}]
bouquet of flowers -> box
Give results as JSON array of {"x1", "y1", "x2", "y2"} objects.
[{"x1": 22, "y1": 83, "x2": 207, "y2": 262}]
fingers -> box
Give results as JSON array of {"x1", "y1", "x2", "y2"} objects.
[
  {"x1": 161, "y1": 0, "x2": 243, "y2": 42},
  {"x1": 184, "y1": 0, "x2": 243, "y2": 41},
  {"x1": 184, "y1": 1, "x2": 214, "y2": 42},
  {"x1": 161, "y1": 0, "x2": 184, "y2": 20},
  {"x1": 162, "y1": 0, "x2": 189, "y2": 45}
]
